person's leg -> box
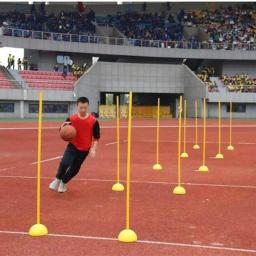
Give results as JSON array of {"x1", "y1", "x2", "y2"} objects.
[
  {"x1": 61, "y1": 151, "x2": 89, "y2": 184},
  {"x1": 49, "y1": 144, "x2": 76, "y2": 191},
  {"x1": 56, "y1": 144, "x2": 77, "y2": 180}
]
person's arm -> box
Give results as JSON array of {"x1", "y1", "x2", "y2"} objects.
[
  {"x1": 59, "y1": 117, "x2": 71, "y2": 131},
  {"x1": 89, "y1": 120, "x2": 100, "y2": 158}
]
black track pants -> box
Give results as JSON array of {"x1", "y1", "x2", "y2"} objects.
[{"x1": 56, "y1": 143, "x2": 89, "y2": 184}]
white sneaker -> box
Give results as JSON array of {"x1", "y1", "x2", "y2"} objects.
[
  {"x1": 58, "y1": 181, "x2": 67, "y2": 193},
  {"x1": 49, "y1": 178, "x2": 61, "y2": 191}
]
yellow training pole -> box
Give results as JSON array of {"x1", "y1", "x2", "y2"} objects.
[
  {"x1": 215, "y1": 100, "x2": 224, "y2": 159},
  {"x1": 181, "y1": 99, "x2": 189, "y2": 158},
  {"x1": 118, "y1": 92, "x2": 137, "y2": 243},
  {"x1": 112, "y1": 96, "x2": 125, "y2": 191},
  {"x1": 193, "y1": 100, "x2": 200, "y2": 149},
  {"x1": 227, "y1": 101, "x2": 235, "y2": 151},
  {"x1": 198, "y1": 98, "x2": 209, "y2": 172},
  {"x1": 173, "y1": 95, "x2": 186, "y2": 195},
  {"x1": 153, "y1": 98, "x2": 162, "y2": 171},
  {"x1": 28, "y1": 92, "x2": 48, "y2": 236}
]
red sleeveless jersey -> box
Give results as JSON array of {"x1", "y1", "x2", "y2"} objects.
[{"x1": 69, "y1": 114, "x2": 96, "y2": 151}]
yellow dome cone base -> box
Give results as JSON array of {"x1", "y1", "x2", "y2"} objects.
[
  {"x1": 112, "y1": 182, "x2": 125, "y2": 192},
  {"x1": 193, "y1": 144, "x2": 200, "y2": 150},
  {"x1": 28, "y1": 224, "x2": 48, "y2": 237},
  {"x1": 118, "y1": 228, "x2": 138, "y2": 243},
  {"x1": 227, "y1": 145, "x2": 234, "y2": 151},
  {"x1": 173, "y1": 185, "x2": 186, "y2": 195},
  {"x1": 199, "y1": 165, "x2": 209, "y2": 172},
  {"x1": 153, "y1": 163, "x2": 162, "y2": 171},
  {"x1": 215, "y1": 153, "x2": 224, "y2": 159},
  {"x1": 181, "y1": 152, "x2": 189, "y2": 158}
]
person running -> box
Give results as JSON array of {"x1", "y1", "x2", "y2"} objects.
[{"x1": 49, "y1": 97, "x2": 100, "y2": 193}]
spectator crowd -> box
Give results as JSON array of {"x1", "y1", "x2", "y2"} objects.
[
  {"x1": 220, "y1": 73, "x2": 256, "y2": 92},
  {"x1": 0, "y1": 3, "x2": 256, "y2": 50},
  {"x1": 179, "y1": 4, "x2": 256, "y2": 50},
  {"x1": 196, "y1": 66, "x2": 219, "y2": 92},
  {"x1": 108, "y1": 11, "x2": 184, "y2": 46},
  {"x1": 0, "y1": 3, "x2": 96, "y2": 37}
]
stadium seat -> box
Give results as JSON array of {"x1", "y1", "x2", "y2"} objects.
[
  {"x1": 19, "y1": 70, "x2": 77, "y2": 91},
  {"x1": 0, "y1": 70, "x2": 15, "y2": 89}
]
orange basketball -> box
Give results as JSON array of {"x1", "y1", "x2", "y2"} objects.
[{"x1": 60, "y1": 125, "x2": 77, "y2": 142}]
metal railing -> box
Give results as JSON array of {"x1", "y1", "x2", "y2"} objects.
[{"x1": 2, "y1": 27, "x2": 256, "y2": 51}]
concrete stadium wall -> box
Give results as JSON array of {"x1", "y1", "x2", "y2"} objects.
[
  {"x1": 2, "y1": 35, "x2": 256, "y2": 61},
  {"x1": 24, "y1": 50, "x2": 92, "y2": 71},
  {"x1": 206, "y1": 90, "x2": 256, "y2": 103},
  {"x1": 0, "y1": 88, "x2": 76, "y2": 118},
  {"x1": 221, "y1": 60, "x2": 256, "y2": 76},
  {"x1": 208, "y1": 102, "x2": 256, "y2": 119},
  {"x1": 0, "y1": 100, "x2": 76, "y2": 119},
  {"x1": 76, "y1": 61, "x2": 185, "y2": 113},
  {"x1": 183, "y1": 65, "x2": 207, "y2": 118}
]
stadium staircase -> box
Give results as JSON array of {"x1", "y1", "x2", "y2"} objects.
[
  {"x1": 7, "y1": 69, "x2": 25, "y2": 88},
  {"x1": 0, "y1": 66, "x2": 18, "y2": 89}
]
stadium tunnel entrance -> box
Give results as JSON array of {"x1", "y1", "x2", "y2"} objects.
[{"x1": 99, "y1": 92, "x2": 179, "y2": 119}]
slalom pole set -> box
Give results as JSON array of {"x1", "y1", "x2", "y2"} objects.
[{"x1": 29, "y1": 92, "x2": 236, "y2": 243}]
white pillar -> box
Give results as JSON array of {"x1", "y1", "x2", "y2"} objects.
[{"x1": 20, "y1": 100, "x2": 24, "y2": 119}]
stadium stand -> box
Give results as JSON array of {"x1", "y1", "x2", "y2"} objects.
[
  {"x1": 19, "y1": 70, "x2": 77, "y2": 90},
  {"x1": 179, "y1": 4, "x2": 256, "y2": 50},
  {"x1": 0, "y1": 2, "x2": 256, "y2": 119},
  {"x1": 107, "y1": 12, "x2": 184, "y2": 45},
  {"x1": 220, "y1": 73, "x2": 256, "y2": 92},
  {"x1": 196, "y1": 66, "x2": 219, "y2": 92},
  {"x1": 0, "y1": 8, "x2": 96, "y2": 38},
  {"x1": 1, "y1": 4, "x2": 255, "y2": 50},
  {"x1": 0, "y1": 69, "x2": 15, "y2": 89}
]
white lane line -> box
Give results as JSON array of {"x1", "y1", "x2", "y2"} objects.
[
  {"x1": 105, "y1": 141, "x2": 117, "y2": 146},
  {"x1": 0, "y1": 127, "x2": 57, "y2": 130},
  {"x1": 141, "y1": 140, "x2": 256, "y2": 145},
  {"x1": 0, "y1": 230, "x2": 255, "y2": 254},
  {"x1": 0, "y1": 175, "x2": 255, "y2": 189},
  {"x1": 137, "y1": 239, "x2": 256, "y2": 254},
  {"x1": 238, "y1": 142, "x2": 256, "y2": 145},
  {"x1": 1, "y1": 124, "x2": 256, "y2": 131},
  {"x1": 32, "y1": 156, "x2": 62, "y2": 165},
  {"x1": 0, "y1": 167, "x2": 14, "y2": 172},
  {"x1": 104, "y1": 139, "x2": 256, "y2": 145}
]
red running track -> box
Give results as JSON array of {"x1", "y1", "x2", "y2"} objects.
[{"x1": 0, "y1": 119, "x2": 256, "y2": 256}]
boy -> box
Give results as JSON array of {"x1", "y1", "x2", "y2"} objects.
[{"x1": 49, "y1": 97, "x2": 100, "y2": 193}]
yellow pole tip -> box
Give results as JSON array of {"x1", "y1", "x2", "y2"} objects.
[
  {"x1": 215, "y1": 153, "x2": 224, "y2": 159},
  {"x1": 181, "y1": 152, "x2": 189, "y2": 158},
  {"x1": 118, "y1": 229, "x2": 138, "y2": 243},
  {"x1": 112, "y1": 183, "x2": 125, "y2": 192},
  {"x1": 153, "y1": 163, "x2": 163, "y2": 171},
  {"x1": 198, "y1": 165, "x2": 209, "y2": 172},
  {"x1": 28, "y1": 224, "x2": 48, "y2": 237},
  {"x1": 227, "y1": 145, "x2": 235, "y2": 151},
  {"x1": 193, "y1": 144, "x2": 200, "y2": 150},
  {"x1": 173, "y1": 185, "x2": 186, "y2": 195}
]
